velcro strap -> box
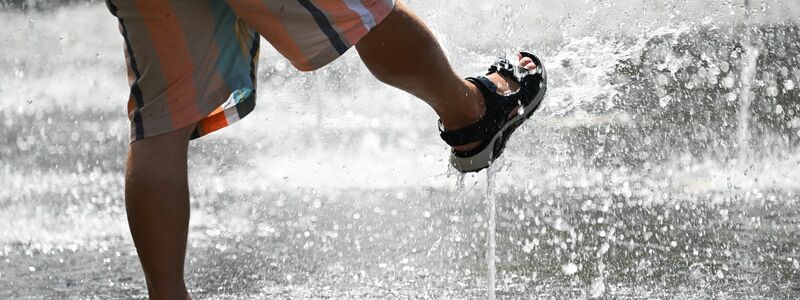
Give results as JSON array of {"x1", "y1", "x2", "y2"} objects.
[
  {"x1": 474, "y1": 76, "x2": 498, "y2": 94},
  {"x1": 439, "y1": 116, "x2": 502, "y2": 147},
  {"x1": 490, "y1": 52, "x2": 544, "y2": 107}
]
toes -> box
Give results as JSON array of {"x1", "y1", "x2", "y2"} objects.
[
  {"x1": 525, "y1": 62, "x2": 537, "y2": 70},
  {"x1": 519, "y1": 56, "x2": 536, "y2": 70}
]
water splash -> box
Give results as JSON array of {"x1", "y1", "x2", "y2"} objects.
[
  {"x1": 4, "y1": 1, "x2": 800, "y2": 299},
  {"x1": 736, "y1": 0, "x2": 761, "y2": 164},
  {"x1": 736, "y1": 43, "x2": 759, "y2": 163}
]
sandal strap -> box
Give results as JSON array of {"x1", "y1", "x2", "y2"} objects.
[
  {"x1": 488, "y1": 59, "x2": 520, "y2": 85},
  {"x1": 488, "y1": 52, "x2": 544, "y2": 107}
]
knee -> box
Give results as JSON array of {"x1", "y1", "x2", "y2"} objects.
[{"x1": 126, "y1": 125, "x2": 194, "y2": 184}]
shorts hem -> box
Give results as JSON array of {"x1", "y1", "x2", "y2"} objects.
[
  {"x1": 289, "y1": 0, "x2": 397, "y2": 72},
  {"x1": 128, "y1": 88, "x2": 257, "y2": 143}
]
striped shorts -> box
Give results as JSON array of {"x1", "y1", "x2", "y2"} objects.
[{"x1": 106, "y1": 0, "x2": 396, "y2": 142}]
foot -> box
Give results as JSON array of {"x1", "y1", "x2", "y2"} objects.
[{"x1": 449, "y1": 54, "x2": 537, "y2": 152}]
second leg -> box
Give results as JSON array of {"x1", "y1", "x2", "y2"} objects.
[{"x1": 125, "y1": 124, "x2": 196, "y2": 300}]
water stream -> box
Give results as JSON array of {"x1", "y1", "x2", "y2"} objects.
[
  {"x1": 485, "y1": 167, "x2": 497, "y2": 300},
  {"x1": 735, "y1": 0, "x2": 761, "y2": 165},
  {"x1": 736, "y1": 43, "x2": 760, "y2": 163}
]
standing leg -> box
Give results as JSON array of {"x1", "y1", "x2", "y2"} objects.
[
  {"x1": 125, "y1": 124, "x2": 196, "y2": 300},
  {"x1": 355, "y1": 1, "x2": 536, "y2": 151}
]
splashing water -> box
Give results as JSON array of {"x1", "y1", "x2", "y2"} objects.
[
  {"x1": 736, "y1": 42, "x2": 759, "y2": 163},
  {"x1": 3, "y1": 1, "x2": 800, "y2": 299},
  {"x1": 736, "y1": 0, "x2": 761, "y2": 165}
]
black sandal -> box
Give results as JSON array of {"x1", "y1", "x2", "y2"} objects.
[{"x1": 439, "y1": 52, "x2": 548, "y2": 173}]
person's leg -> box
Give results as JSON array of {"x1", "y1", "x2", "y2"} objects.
[
  {"x1": 125, "y1": 124, "x2": 196, "y2": 300},
  {"x1": 355, "y1": 1, "x2": 536, "y2": 150}
]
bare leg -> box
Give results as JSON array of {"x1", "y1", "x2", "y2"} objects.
[
  {"x1": 356, "y1": 1, "x2": 535, "y2": 150},
  {"x1": 125, "y1": 124, "x2": 196, "y2": 300}
]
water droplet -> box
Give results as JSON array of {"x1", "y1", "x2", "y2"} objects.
[
  {"x1": 589, "y1": 277, "x2": 605, "y2": 298},
  {"x1": 659, "y1": 96, "x2": 672, "y2": 108},
  {"x1": 722, "y1": 76, "x2": 736, "y2": 88},
  {"x1": 720, "y1": 62, "x2": 730, "y2": 73},
  {"x1": 766, "y1": 86, "x2": 779, "y2": 97},
  {"x1": 561, "y1": 262, "x2": 578, "y2": 275}
]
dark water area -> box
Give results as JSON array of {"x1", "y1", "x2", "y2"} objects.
[{"x1": 608, "y1": 23, "x2": 800, "y2": 163}]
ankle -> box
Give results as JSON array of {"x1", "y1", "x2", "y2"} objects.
[
  {"x1": 439, "y1": 80, "x2": 485, "y2": 130},
  {"x1": 146, "y1": 282, "x2": 190, "y2": 300},
  {"x1": 150, "y1": 290, "x2": 190, "y2": 300}
]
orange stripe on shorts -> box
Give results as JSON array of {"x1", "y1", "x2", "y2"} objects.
[
  {"x1": 134, "y1": 0, "x2": 201, "y2": 128},
  {"x1": 198, "y1": 109, "x2": 229, "y2": 136}
]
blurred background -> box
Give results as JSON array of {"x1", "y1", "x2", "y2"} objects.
[{"x1": 1, "y1": 0, "x2": 799, "y2": 298}]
